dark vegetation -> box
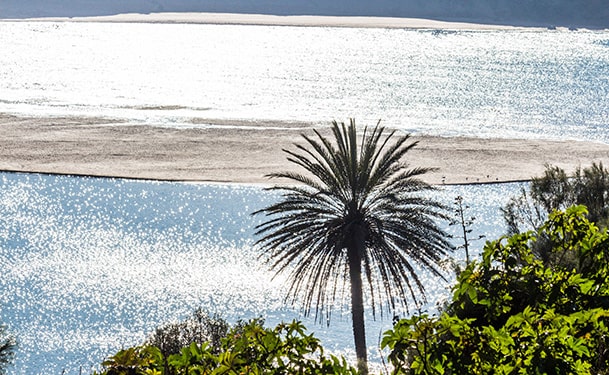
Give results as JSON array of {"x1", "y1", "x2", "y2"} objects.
[
  {"x1": 145, "y1": 308, "x2": 229, "y2": 358},
  {"x1": 503, "y1": 162, "x2": 609, "y2": 267},
  {"x1": 504, "y1": 162, "x2": 609, "y2": 234}
]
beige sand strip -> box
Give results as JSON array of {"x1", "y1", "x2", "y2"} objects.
[
  {"x1": 3, "y1": 12, "x2": 525, "y2": 30},
  {"x1": 1, "y1": 114, "x2": 608, "y2": 185}
]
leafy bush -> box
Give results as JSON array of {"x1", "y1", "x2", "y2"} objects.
[
  {"x1": 382, "y1": 206, "x2": 609, "y2": 374},
  {"x1": 503, "y1": 163, "x2": 609, "y2": 268},
  {"x1": 145, "y1": 308, "x2": 229, "y2": 357},
  {"x1": 96, "y1": 319, "x2": 356, "y2": 374},
  {"x1": 504, "y1": 162, "x2": 609, "y2": 235}
]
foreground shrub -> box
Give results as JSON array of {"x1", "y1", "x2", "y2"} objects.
[
  {"x1": 145, "y1": 308, "x2": 229, "y2": 357},
  {"x1": 96, "y1": 319, "x2": 356, "y2": 374},
  {"x1": 504, "y1": 162, "x2": 609, "y2": 234},
  {"x1": 382, "y1": 205, "x2": 609, "y2": 374}
]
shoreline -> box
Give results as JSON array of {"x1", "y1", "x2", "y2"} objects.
[
  {"x1": 0, "y1": 169, "x2": 533, "y2": 187},
  {"x1": 1, "y1": 114, "x2": 608, "y2": 186},
  {"x1": 1, "y1": 12, "x2": 543, "y2": 31}
]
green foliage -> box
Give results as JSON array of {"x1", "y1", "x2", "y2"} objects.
[
  {"x1": 95, "y1": 319, "x2": 357, "y2": 375},
  {"x1": 0, "y1": 324, "x2": 16, "y2": 375},
  {"x1": 98, "y1": 346, "x2": 165, "y2": 375},
  {"x1": 503, "y1": 162, "x2": 609, "y2": 268},
  {"x1": 530, "y1": 165, "x2": 573, "y2": 214},
  {"x1": 504, "y1": 162, "x2": 609, "y2": 235},
  {"x1": 145, "y1": 308, "x2": 229, "y2": 357},
  {"x1": 383, "y1": 205, "x2": 609, "y2": 374},
  {"x1": 572, "y1": 163, "x2": 609, "y2": 226}
]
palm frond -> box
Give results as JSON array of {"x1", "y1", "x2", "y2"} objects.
[{"x1": 254, "y1": 119, "x2": 454, "y2": 321}]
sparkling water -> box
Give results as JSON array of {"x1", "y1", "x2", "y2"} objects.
[
  {"x1": 0, "y1": 22, "x2": 608, "y2": 141},
  {"x1": 0, "y1": 171, "x2": 518, "y2": 373},
  {"x1": 0, "y1": 20, "x2": 607, "y2": 373}
]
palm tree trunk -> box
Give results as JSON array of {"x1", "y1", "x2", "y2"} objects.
[{"x1": 348, "y1": 238, "x2": 368, "y2": 374}]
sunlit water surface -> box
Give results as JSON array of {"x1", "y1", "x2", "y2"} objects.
[
  {"x1": 0, "y1": 172, "x2": 519, "y2": 373},
  {"x1": 0, "y1": 21, "x2": 607, "y2": 374},
  {"x1": 0, "y1": 22, "x2": 608, "y2": 141}
]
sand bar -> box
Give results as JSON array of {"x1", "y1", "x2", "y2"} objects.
[
  {"x1": 5, "y1": 12, "x2": 529, "y2": 30},
  {"x1": 1, "y1": 114, "x2": 608, "y2": 185}
]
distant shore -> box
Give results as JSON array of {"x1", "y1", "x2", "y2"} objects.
[
  {"x1": 3, "y1": 11, "x2": 541, "y2": 30},
  {"x1": 1, "y1": 113, "x2": 608, "y2": 185}
]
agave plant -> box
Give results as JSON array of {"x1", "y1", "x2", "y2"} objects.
[{"x1": 254, "y1": 119, "x2": 453, "y2": 373}]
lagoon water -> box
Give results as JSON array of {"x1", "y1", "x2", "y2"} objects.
[
  {"x1": 0, "y1": 20, "x2": 608, "y2": 373},
  {"x1": 0, "y1": 171, "x2": 517, "y2": 374}
]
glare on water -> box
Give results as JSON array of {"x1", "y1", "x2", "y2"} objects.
[
  {"x1": 0, "y1": 172, "x2": 518, "y2": 373},
  {"x1": 0, "y1": 22, "x2": 607, "y2": 141},
  {"x1": 0, "y1": 20, "x2": 605, "y2": 373}
]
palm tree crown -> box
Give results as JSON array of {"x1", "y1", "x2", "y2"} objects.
[{"x1": 254, "y1": 119, "x2": 453, "y2": 373}]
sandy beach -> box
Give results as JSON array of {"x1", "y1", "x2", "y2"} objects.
[
  {"x1": 1, "y1": 113, "x2": 608, "y2": 185},
  {"x1": 8, "y1": 11, "x2": 530, "y2": 30}
]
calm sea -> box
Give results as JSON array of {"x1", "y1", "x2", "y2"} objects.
[
  {"x1": 0, "y1": 21, "x2": 608, "y2": 374},
  {"x1": 0, "y1": 22, "x2": 608, "y2": 141},
  {"x1": 0, "y1": 172, "x2": 517, "y2": 374}
]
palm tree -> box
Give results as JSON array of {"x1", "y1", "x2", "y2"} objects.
[{"x1": 254, "y1": 119, "x2": 453, "y2": 374}]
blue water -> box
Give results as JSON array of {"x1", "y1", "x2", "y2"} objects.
[
  {"x1": 0, "y1": 171, "x2": 519, "y2": 373},
  {"x1": 0, "y1": 20, "x2": 608, "y2": 373}
]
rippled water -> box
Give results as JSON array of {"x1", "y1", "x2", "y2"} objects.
[
  {"x1": 1, "y1": 20, "x2": 606, "y2": 373},
  {"x1": 0, "y1": 22, "x2": 608, "y2": 141},
  {"x1": 0, "y1": 171, "x2": 520, "y2": 373}
]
